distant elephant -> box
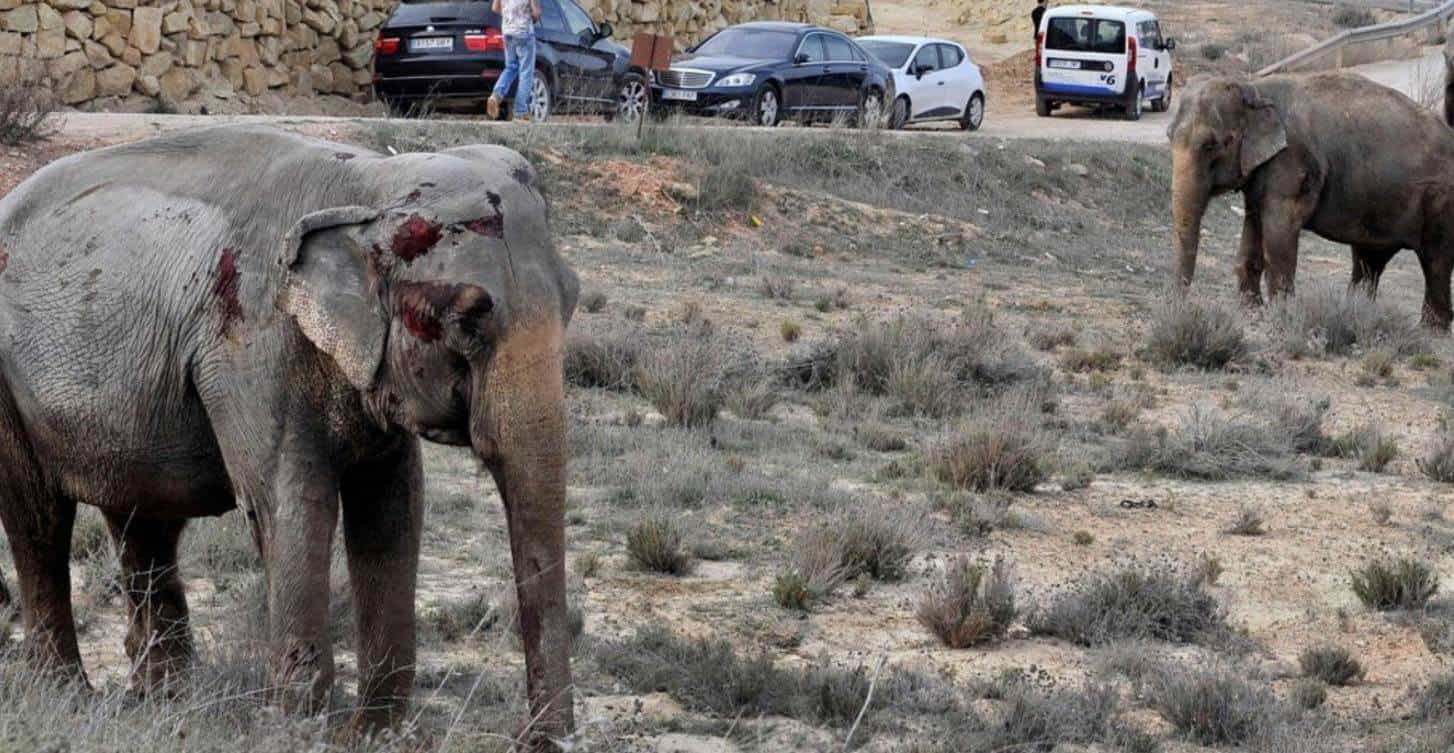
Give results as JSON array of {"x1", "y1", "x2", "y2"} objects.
[
  {"x1": 1168, "y1": 72, "x2": 1454, "y2": 329},
  {"x1": 0, "y1": 125, "x2": 578, "y2": 745}
]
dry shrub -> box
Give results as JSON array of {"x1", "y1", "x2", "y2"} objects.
[
  {"x1": 1120, "y1": 406, "x2": 1305, "y2": 481},
  {"x1": 1271, "y1": 284, "x2": 1428, "y2": 359},
  {"x1": 1225, "y1": 505, "x2": 1266, "y2": 536},
  {"x1": 1419, "y1": 673, "x2": 1454, "y2": 720},
  {"x1": 1330, "y1": 422, "x2": 1399, "y2": 473},
  {"x1": 1146, "y1": 297, "x2": 1247, "y2": 370},
  {"x1": 917, "y1": 557, "x2": 1017, "y2": 648},
  {"x1": 625, "y1": 512, "x2": 694, "y2": 575},
  {"x1": 634, "y1": 331, "x2": 724, "y2": 427},
  {"x1": 1420, "y1": 427, "x2": 1454, "y2": 483},
  {"x1": 1298, "y1": 644, "x2": 1363, "y2": 686},
  {"x1": 0, "y1": 81, "x2": 58, "y2": 146},
  {"x1": 792, "y1": 503, "x2": 928, "y2": 589},
  {"x1": 977, "y1": 678, "x2": 1130, "y2": 752},
  {"x1": 1149, "y1": 664, "x2": 1292, "y2": 746},
  {"x1": 1351, "y1": 554, "x2": 1439, "y2": 611},
  {"x1": 1029, "y1": 562, "x2": 1229, "y2": 647},
  {"x1": 579, "y1": 290, "x2": 609, "y2": 313},
  {"x1": 794, "y1": 305, "x2": 1040, "y2": 417},
  {"x1": 928, "y1": 393, "x2": 1050, "y2": 492},
  {"x1": 723, "y1": 376, "x2": 778, "y2": 420},
  {"x1": 564, "y1": 323, "x2": 641, "y2": 389}
]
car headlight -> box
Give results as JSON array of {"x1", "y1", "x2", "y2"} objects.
[{"x1": 717, "y1": 72, "x2": 756, "y2": 87}]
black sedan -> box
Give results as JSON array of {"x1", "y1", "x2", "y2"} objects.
[
  {"x1": 651, "y1": 22, "x2": 894, "y2": 127},
  {"x1": 372, "y1": 0, "x2": 650, "y2": 121}
]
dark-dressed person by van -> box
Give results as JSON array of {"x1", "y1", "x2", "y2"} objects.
[{"x1": 1031, "y1": 0, "x2": 1047, "y2": 42}]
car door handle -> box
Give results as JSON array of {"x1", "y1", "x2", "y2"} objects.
[{"x1": 937, "y1": 81, "x2": 944, "y2": 86}]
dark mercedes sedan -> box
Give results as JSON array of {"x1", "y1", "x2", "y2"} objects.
[
  {"x1": 651, "y1": 22, "x2": 894, "y2": 127},
  {"x1": 372, "y1": 0, "x2": 649, "y2": 121}
]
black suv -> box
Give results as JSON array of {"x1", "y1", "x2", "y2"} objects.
[{"x1": 372, "y1": 0, "x2": 649, "y2": 121}]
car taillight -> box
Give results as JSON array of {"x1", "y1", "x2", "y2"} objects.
[
  {"x1": 1127, "y1": 36, "x2": 1137, "y2": 75},
  {"x1": 1034, "y1": 32, "x2": 1043, "y2": 67},
  {"x1": 375, "y1": 36, "x2": 400, "y2": 55},
  {"x1": 465, "y1": 28, "x2": 504, "y2": 52}
]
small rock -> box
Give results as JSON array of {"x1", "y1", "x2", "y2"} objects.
[
  {"x1": 1066, "y1": 162, "x2": 1091, "y2": 177},
  {"x1": 1023, "y1": 155, "x2": 1046, "y2": 168}
]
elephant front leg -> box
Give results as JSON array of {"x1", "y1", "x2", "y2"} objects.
[
  {"x1": 340, "y1": 441, "x2": 423, "y2": 732},
  {"x1": 1260, "y1": 198, "x2": 1312, "y2": 299},
  {"x1": 1236, "y1": 207, "x2": 1265, "y2": 305},
  {"x1": 105, "y1": 514, "x2": 194, "y2": 695},
  {"x1": 260, "y1": 464, "x2": 340, "y2": 715},
  {"x1": 1418, "y1": 250, "x2": 1454, "y2": 330}
]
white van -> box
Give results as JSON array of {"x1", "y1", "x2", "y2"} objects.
[{"x1": 1034, "y1": 5, "x2": 1175, "y2": 121}]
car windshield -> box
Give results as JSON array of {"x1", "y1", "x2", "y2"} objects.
[
  {"x1": 692, "y1": 28, "x2": 799, "y2": 59},
  {"x1": 1045, "y1": 17, "x2": 1126, "y2": 54},
  {"x1": 859, "y1": 40, "x2": 915, "y2": 68}
]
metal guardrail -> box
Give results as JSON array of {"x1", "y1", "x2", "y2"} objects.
[{"x1": 1256, "y1": 0, "x2": 1454, "y2": 77}]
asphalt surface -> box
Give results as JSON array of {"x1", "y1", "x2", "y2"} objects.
[{"x1": 45, "y1": 52, "x2": 1438, "y2": 147}]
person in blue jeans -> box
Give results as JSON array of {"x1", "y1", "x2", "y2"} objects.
[{"x1": 488, "y1": 0, "x2": 543, "y2": 121}]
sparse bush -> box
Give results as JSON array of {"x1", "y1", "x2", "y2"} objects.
[
  {"x1": 724, "y1": 376, "x2": 778, "y2": 420},
  {"x1": 1225, "y1": 505, "x2": 1266, "y2": 536},
  {"x1": 564, "y1": 324, "x2": 641, "y2": 389},
  {"x1": 580, "y1": 290, "x2": 609, "y2": 313},
  {"x1": 1331, "y1": 423, "x2": 1399, "y2": 473},
  {"x1": 1146, "y1": 297, "x2": 1246, "y2": 370},
  {"x1": 928, "y1": 394, "x2": 1050, "y2": 492},
  {"x1": 1418, "y1": 673, "x2": 1454, "y2": 720},
  {"x1": 1073, "y1": 530, "x2": 1095, "y2": 546},
  {"x1": 1120, "y1": 406, "x2": 1305, "y2": 481},
  {"x1": 794, "y1": 306, "x2": 1040, "y2": 416},
  {"x1": 1370, "y1": 500, "x2": 1393, "y2": 526},
  {"x1": 1030, "y1": 564, "x2": 1229, "y2": 647},
  {"x1": 794, "y1": 504, "x2": 927, "y2": 587},
  {"x1": 1269, "y1": 395, "x2": 1331, "y2": 455},
  {"x1": 1201, "y1": 42, "x2": 1228, "y2": 60},
  {"x1": 857, "y1": 422, "x2": 909, "y2": 452},
  {"x1": 1061, "y1": 347, "x2": 1121, "y2": 373},
  {"x1": 626, "y1": 512, "x2": 694, "y2": 575},
  {"x1": 917, "y1": 557, "x2": 1017, "y2": 648},
  {"x1": 0, "y1": 81, "x2": 58, "y2": 146},
  {"x1": 1029, "y1": 327, "x2": 1077, "y2": 351},
  {"x1": 1291, "y1": 679, "x2": 1326, "y2": 711},
  {"x1": 979, "y1": 679, "x2": 1126, "y2": 752},
  {"x1": 1333, "y1": 5, "x2": 1376, "y2": 28},
  {"x1": 1298, "y1": 644, "x2": 1363, "y2": 686},
  {"x1": 948, "y1": 493, "x2": 1016, "y2": 537},
  {"x1": 1420, "y1": 429, "x2": 1454, "y2": 482},
  {"x1": 692, "y1": 162, "x2": 757, "y2": 213},
  {"x1": 1149, "y1": 665, "x2": 1291, "y2": 745},
  {"x1": 424, "y1": 592, "x2": 498, "y2": 642},
  {"x1": 758, "y1": 276, "x2": 795, "y2": 301},
  {"x1": 634, "y1": 331, "x2": 724, "y2": 427},
  {"x1": 1271, "y1": 285, "x2": 1427, "y2": 358},
  {"x1": 780, "y1": 320, "x2": 802, "y2": 342},
  {"x1": 1351, "y1": 554, "x2": 1439, "y2": 611}
]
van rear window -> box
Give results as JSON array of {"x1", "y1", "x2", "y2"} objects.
[{"x1": 1045, "y1": 18, "x2": 1125, "y2": 54}]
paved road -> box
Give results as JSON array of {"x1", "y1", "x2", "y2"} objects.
[{"x1": 48, "y1": 51, "x2": 1439, "y2": 147}]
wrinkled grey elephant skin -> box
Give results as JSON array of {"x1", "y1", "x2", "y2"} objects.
[
  {"x1": 1168, "y1": 72, "x2": 1454, "y2": 329},
  {"x1": 0, "y1": 125, "x2": 579, "y2": 746}
]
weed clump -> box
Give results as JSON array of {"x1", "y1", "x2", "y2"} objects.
[
  {"x1": 0, "y1": 82, "x2": 58, "y2": 146},
  {"x1": 1149, "y1": 665, "x2": 1291, "y2": 745},
  {"x1": 1029, "y1": 563, "x2": 1230, "y2": 647},
  {"x1": 1351, "y1": 554, "x2": 1439, "y2": 611},
  {"x1": 927, "y1": 394, "x2": 1050, "y2": 492},
  {"x1": 626, "y1": 512, "x2": 694, "y2": 575},
  {"x1": 1298, "y1": 644, "x2": 1363, "y2": 686},
  {"x1": 1271, "y1": 284, "x2": 1427, "y2": 358},
  {"x1": 634, "y1": 331, "x2": 724, "y2": 427},
  {"x1": 1146, "y1": 298, "x2": 1246, "y2": 370},
  {"x1": 917, "y1": 557, "x2": 1017, "y2": 648},
  {"x1": 1120, "y1": 406, "x2": 1305, "y2": 481}
]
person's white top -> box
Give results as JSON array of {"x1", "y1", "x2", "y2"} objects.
[{"x1": 498, "y1": 0, "x2": 534, "y2": 37}]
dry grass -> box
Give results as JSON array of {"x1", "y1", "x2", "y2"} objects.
[
  {"x1": 1029, "y1": 562, "x2": 1230, "y2": 647},
  {"x1": 563, "y1": 322, "x2": 641, "y2": 390},
  {"x1": 0, "y1": 81, "x2": 58, "y2": 146},
  {"x1": 927, "y1": 394, "x2": 1051, "y2": 492},
  {"x1": 1146, "y1": 297, "x2": 1247, "y2": 371},
  {"x1": 634, "y1": 330, "x2": 724, "y2": 428},
  {"x1": 1271, "y1": 285, "x2": 1428, "y2": 359},
  {"x1": 1149, "y1": 664, "x2": 1292, "y2": 746},
  {"x1": 625, "y1": 512, "x2": 695, "y2": 575},
  {"x1": 1120, "y1": 406, "x2": 1306, "y2": 481},
  {"x1": 1225, "y1": 505, "x2": 1267, "y2": 536},
  {"x1": 917, "y1": 557, "x2": 1017, "y2": 648},
  {"x1": 1298, "y1": 644, "x2": 1363, "y2": 686},
  {"x1": 1350, "y1": 554, "x2": 1439, "y2": 611},
  {"x1": 1420, "y1": 426, "x2": 1454, "y2": 483}
]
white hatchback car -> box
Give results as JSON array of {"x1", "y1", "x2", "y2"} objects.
[{"x1": 858, "y1": 35, "x2": 986, "y2": 130}]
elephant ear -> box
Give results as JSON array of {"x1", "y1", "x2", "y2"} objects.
[
  {"x1": 277, "y1": 206, "x2": 387, "y2": 392},
  {"x1": 1238, "y1": 86, "x2": 1288, "y2": 177}
]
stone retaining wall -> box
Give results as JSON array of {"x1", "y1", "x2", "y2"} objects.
[{"x1": 0, "y1": 0, "x2": 868, "y2": 109}]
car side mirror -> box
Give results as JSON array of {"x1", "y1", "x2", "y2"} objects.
[
  {"x1": 914, "y1": 64, "x2": 930, "y2": 78},
  {"x1": 597, "y1": 21, "x2": 613, "y2": 40},
  {"x1": 794, "y1": 52, "x2": 810, "y2": 64},
  {"x1": 1164, "y1": 38, "x2": 1176, "y2": 51}
]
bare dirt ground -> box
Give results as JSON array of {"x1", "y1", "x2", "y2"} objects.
[{"x1": 6, "y1": 101, "x2": 1454, "y2": 751}]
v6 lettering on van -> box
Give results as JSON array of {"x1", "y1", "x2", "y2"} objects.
[{"x1": 1101, "y1": 74, "x2": 1117, "y2": 87}]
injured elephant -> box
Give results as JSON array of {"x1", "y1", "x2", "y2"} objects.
[
  {"x1": 1168, "y1": 72, "x2": 1454, "y2": 329},
  {"x1": 0, "y1": 125, "x2": 579, "y2": 748}
]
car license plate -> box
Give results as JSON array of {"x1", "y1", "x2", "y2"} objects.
[
  {"x1": 661, "y1": 88, "x2": 697, "y2": 102},
  {"x1": 410, "y1": 37, "x2": 453, "y2": 52},
  {"x1": 1048, "y1": 59, "x2": 1081, "y2": 69}
]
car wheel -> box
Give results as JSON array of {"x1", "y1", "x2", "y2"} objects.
[
  {"x1": 960, "y1": 92, "x2": 985, "y2": 131},
  {"x1": 753, "y1": 85, "x2": 780, "y2": 127},
  {"x1": 888, "y1": 96, "x2": 909, "y2": 130},
  {"x1": 1126, "y1": 83, "x2": 1143, "y2": 121},
  {"x1": 1035, "y1": 95, "x2": 1051, "y2": 117},
  {"x1": 856, "y1": 89, "x2": 884, "y2": 129},
  {"x1": 529, "y1": 72, "x2": 552, "y2": 122},
  {"x1": 1153, "y1": 76, "x2": 1173, "y2": 113},
  {"x1": 613, "y1": 73, "x2": 648, "y2": 122}
]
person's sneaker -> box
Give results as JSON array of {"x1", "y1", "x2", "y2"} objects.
[
  {"x1": 515, "y1": 112, "x2": 532, "y2": 123},
  {"x1": 486, "y1": 95, "x2": 501, "y2": 120}
]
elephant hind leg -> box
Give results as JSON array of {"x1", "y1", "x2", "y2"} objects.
[
  {"x1": 0, "y1": 380, "x2": 85, "y2": 681},
  {"x1": 105, "y1": 513, "x2": 194, "y2": 695},
  {"x1": 1418, "y1": 250, "x2": 1454, "y2": 331}
]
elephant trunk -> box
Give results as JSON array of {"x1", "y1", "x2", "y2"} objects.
[
  {"x1": 1171, "y1": 149, "x2": 1211, "y2": 288},
  {"x1": 471, "y1": 325, "x2": 574, "y2": 749}
]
